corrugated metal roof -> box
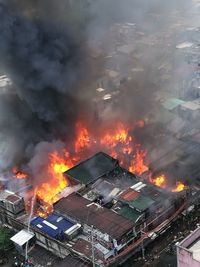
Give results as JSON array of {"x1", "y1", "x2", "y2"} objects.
[
  {"x1": 117, "y1": 206, "x2": 143, "y2": 223},
  {"x1": 162, "y1": 98, "x2": 185, "y2": 111},
  {"x1": 118, "y1": 188, "x2": 155, "y2": 212},
  {"x1": 52, "y1": 255, "x2": 91, "y2": 267},
  {"x1": 54, "y1": 194, "x2": 134, "y2": 240},
  {"x1": 65, "y1": 152, "x2": 118, "y2": 185},
  {"x1": 10, "y1": 229, "x2": 34, "y2": 246},
  {"x1": 6, "y1": 194, "x2": 21, "y2": 203},
  {"x1": 73, "y1": 239, "x2": 104, "y2": 262},
  {"x1": 181, "y1": 100, "x2": 200, "y2": 111},
  {"x1": 119, "y1": 188, "x2": 139, "y2": 201},
  {"x1": 128, "y1": 195, "x2": 155, "y2": 212}
]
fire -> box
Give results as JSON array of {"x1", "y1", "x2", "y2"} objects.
[
  {"x1": 100, "y1": 122, "x2": 132, "y2": 148},
  {"x1": 36, "y1": 151, "x2": 74, "y2": 205},
  {"x1": 129, "y1": 147, "x2": 149, "y2": 175},
  {"x1": 172, "y1": 181, "x2": 186, "y2": 192},
  {"x1": 99, "y1": 122, "x2": 150, "y2": 175},
  {"x1": 37, "y1": 203, "x2": 54, "y2": 218},
  {"x1": 75, "y1": 121, "x2": 91, "y2": 153},
  {"x1": 15, "y1": 119, "x2": 189, "y2": 216},
  {"x1": 34, "y1": 121, "x2": 150, "y2": 208},
  {"x1": 150, "y1": 174, "x2": 186, "y2": 192},
  {"x1": 150, "y1": 174, "x2": 166, "y2": 188},
  {"x1": 12, "y1": 167, "x2": 28, "y2": 179},
  {"x1": 10, "y1": 119, "x2": 188, "y2": 217}
]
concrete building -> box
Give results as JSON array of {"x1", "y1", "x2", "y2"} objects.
[
  {"x1": 176, "y1": 227, "x2": 200, "y2": 267},
  {"x1": 0, "y1": 152, "x2": 187, "y2": 266}
]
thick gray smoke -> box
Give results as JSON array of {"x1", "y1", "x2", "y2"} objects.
[
  {"x1": 0, "y1": 2, "x2": 92, "y2": 170},
  {"x1": 0, "y1": 0, "x2": 198, "y2": 186}
]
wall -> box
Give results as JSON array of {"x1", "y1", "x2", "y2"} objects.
[
  {"x1": 177, "y1": 228, "x2": 200, "y2": 267},
  {"x1": 177, "y1": 247, "x2": 200, "y2": 267}
]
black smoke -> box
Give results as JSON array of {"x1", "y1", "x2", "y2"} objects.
[
  {"x1": 0, "y1": 2, "x2": 92, "y2": 169},
  {"x1": 0, "y1": 0, "x2": 197, "y2": 187}
]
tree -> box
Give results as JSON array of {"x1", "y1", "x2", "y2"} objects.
[{"x1": 0, "y1": 227, "x2": 14, "y2": 251}]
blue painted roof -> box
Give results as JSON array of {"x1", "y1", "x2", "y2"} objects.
[{"x1": 31, "y1": 213, "x2": 75, "y2": 240}]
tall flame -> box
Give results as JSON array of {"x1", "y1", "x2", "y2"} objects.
[
  {"x1": 100, "y1": 122, "x2": 132, "y2": 149},
  {"x1": 36, "y1": 151, "x2": 73, "y2": 204},
  {"x1": 35, "y1": 121, "x2": 150, "y2": 206},
  {"x1": 75, "y1": 121, "x2": 91, "y2": 153},
  {"x1": 129, "y1": 146, "x2": 149, "y2": 175},
  {"x1": 13, "y1": 120, "x2": 186, "y2": 214}
]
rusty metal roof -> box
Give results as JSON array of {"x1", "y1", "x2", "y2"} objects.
[
  {"x1": 119, "y1": 188, "x2": 139, "y2": 201},
  {"x1": 54, "y1": 194, "x2": 134, "y2": 240},
  {"x1": 52, "y1": 255, "x2": 91, "y2": 267},
  {"x1": 6, "y1": 194, "x2": 21, "y2": 203},
  {"x1": 73, "y1": 239, "x2": 104, "y2": 262}
]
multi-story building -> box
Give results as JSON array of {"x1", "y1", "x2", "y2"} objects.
[
  {"x1": 0, "y1": 152, "x2": 187, "y2": 266},
  {"x1": 176, "y1": 227, "x2": 200, "y2": 267}
]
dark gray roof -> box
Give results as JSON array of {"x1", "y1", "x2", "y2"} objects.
[{"x1": 65, "y1": 152, "x2": 118, "y2": 185}]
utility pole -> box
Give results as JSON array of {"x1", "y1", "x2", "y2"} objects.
[
  {"x1": 91, "y1": 225, "x2": 95, "y2": 267},
  {"x1": 140, "y1": 229, "x2": 146, "y2": 260},
  {"x1": 141, "y1": 238, "x2": 145, "y2": 260}
]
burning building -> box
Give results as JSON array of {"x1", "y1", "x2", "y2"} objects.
[
  {"x1": 0, "y1": 1, "x2": 199, "y2": 266},
  {"x1": 0, "y1": 152, "x2": 187, "y2": 266}
]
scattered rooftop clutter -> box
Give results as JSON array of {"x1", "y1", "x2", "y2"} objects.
[{"x1": 0, "y1": 152, "x2": 187, "y2": 266}]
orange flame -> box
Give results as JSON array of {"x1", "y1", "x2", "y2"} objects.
[
  {"x1": 172, "y1": 181, "x2": 186, "y2": 192},
  {"x1": 150, "y1": 174, "x2": 186, "y2": 192},
  {"x1": 37, "y1": 203, "x2": 54, "y2": 218},
  {"x1": 11, "y1": 120, "x2": 188, "y2": 216},
  {"x1": 12, "y1": 167, "x2": 28, "y2": 179},
  {"x1": 75, "y1": 121, "x2": 91, "y2": 153},
  {"x1": 129, "y1": 147, "x2": 149, "y2": 175},
  {"x1": 34, "y1": 121, "x2": 150, "y2": 208},
  {"x1": 11, "y1": 120, "x2": 157, "y2": 215},
  {"x1": 150, "y1": 174, "x2": 166, "y2": 188},
  {"x1": 100, "y1": 122, "x2": 132, "y2": 148},
  {"x1": 36, "y1": 151, "x2": 74, "y2": 205}
]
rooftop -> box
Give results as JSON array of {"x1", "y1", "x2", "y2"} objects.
[
  {"x1": 116, "y1": 206, "x2": 143, "y2": 223},
  {"x1": 177, "y1": 227, "x2": 200, "y2": 263},
  {"x1": 119, "y1": 188, "x2": 139, "y2": 202},
  {"x1": 162, "y1": 98, "x2": 185, "y2": 111},
  {"x1": 103, "y1": 168, "x2": 139, "y2": 190},
  {"x1": 28, "y1": 245, "x2": 62, "y2": 267},
  {"x1": 65, "y1": 152, "x2": 118, "y2": 185},
  {"x1": 52, "y1": 255, "x2": 91, "y2": 267},
  {"x1": 6, "y1": 194, "x2": 21, "y2": 203},
  {"x1": 181, "y1": 98, "x2": 200, "y2": 111},
  {"x1": 73, "y1": 238, "x2": 104, "y2": 263},
  {"x1": 188, "y1": 238, "x2": 200, "y2": 262},
  {"x1": 10, "y1": 229, "x2": 34, "y2": 246},
  {"x1": 31, "y1": 213, "x2": 76, "y2": 240},
  {"x1": 127, "y1": 195, "x2": 155, "y2": 212},
  {"x1": 118, "y1": 188, "x2": 155, "y2": 212},
  {"x1": 54, "y1": 193, "x2": 134, "y2": 240}
]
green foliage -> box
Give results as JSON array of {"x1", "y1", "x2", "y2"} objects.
[{"x1": 0, "y1": 227, "x2": 14, "y2": 251}]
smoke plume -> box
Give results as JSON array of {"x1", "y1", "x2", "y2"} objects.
[{"x1": 0, "y1": 0, "x2": 198, "y2": 187}]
